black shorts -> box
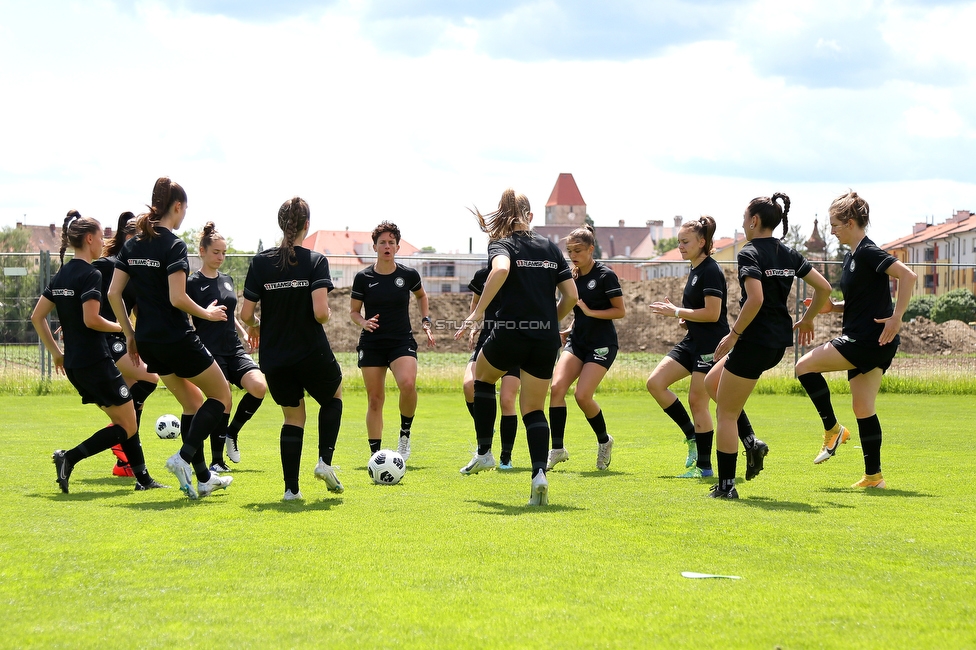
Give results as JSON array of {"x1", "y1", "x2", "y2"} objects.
[
  {"x1": 482, "y1": 330, "x2": 559, "y2": 381},
  {"x1": 832, "y1": 334, "x2": 899, "y2": 380},
  {"x1": 215, "y1": 348, "x2": 260, "y2": 388},
  {"x1": 469, "y1": 347, "x2": 519, "y2": 378},
  {"x1": 563, "y1": 339, "x2": 618, "y2": 370},
  {"x1": 357, "y1": 337, "x2": 418, "y2": 368},
  {"x1": 106, "y1": 333, "x2": 127, "y2": 363},
  {"x1": 138, "y1": 332, "x2": 215, "y2": 378},
  {"x1": 723, "y1": 338, "x2": 786, "y2": 381},
  {"x1": 265, "y1": 348, "x2": 343, "y2": 408},
  {"x1": 667, "y1": 336, "x2": 716, "y2": 374},
  {"x1": 66, "y1": 358, "x2": 132, "y2": 408}
]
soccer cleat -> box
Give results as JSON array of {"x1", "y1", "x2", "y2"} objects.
[
  {"x1": 113, "y1": 461, "x2": 135, "y2": 477},
  {"x1": 498, "y1": 459, "x2": 514, "y2": 470},
  {"x1": 546, "y1": 448, "x2": 569, "y2": 470},
  {"x1": 851, "y1": 472, "x2": 886, "y2": 489},
  {"x1": 744, "y1": 438, "x2": 768, "y2": 480},
  {"x1": 707, "y1": 484, "x2": 739, "y2": 499},
  {"x1": 685, "y1": 438, "x2": 698, "y2": 468},
  {"x1": 459, "y1": 451, "x2": 496, "y2": 475},
  {"x1": 197, "y1": 472, "x2": 233, "y2": 498},
  {"x1": 134, "y1": 479, "x2": 169, "y2": 491},
  {"x1": 596, "y1": 435, "x2": 614, "y2": 470},
  {"x1": 397, "y1": 434, "x2": 411, "y2": 462},
  {"x1": 700, "y1": 468, "x2": 714, "y2": 478},
  {"x1": 314, "y1": 459, "x2": 344, "y2": 493},
  {"x1": 283, "y1": 489, "x2": 304, "y2": 501},
  {"x1": 165, "y1": 452, "x2": 197, "y2": 499},
  {"x1": 52, "y1": 450, "x2": 73, "y2": 494},
  {"x1": 814, "y1": 425, "x2": 850, "y2": 464},
  {"x1": 209, "y1": 461, "x2": 230, "y2": 474},
  {"x1": 225, "y1": 436, "x2": 241, "y2": 464},
  {"x1": 527, "y1": 471, "x2": 549, "y2": 506},
  {"x1": 677, "y1": 466, "x2": 703, "y2": 478}
]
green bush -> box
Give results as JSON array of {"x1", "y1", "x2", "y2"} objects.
[
  {"x1": 930, "y1": 288, "x2": 976, "y2": 324},
  {"x1": 904, "y1": 294, "x2": 937, "y2": 321}
]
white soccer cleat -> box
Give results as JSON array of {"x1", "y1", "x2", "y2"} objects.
[
  {"x1": 225, "y1": 436, "x2": 241, "y2": 464},
  {"x1": 527, "y1": 470, "x2": 549, "y2": 506},
  {"x1": 459, "y1": 451, "x2": 496, "y2": 475},
  {"x1": 197, "y1": 472, "x2": 233, "y2": 498},
  {"x1": 314, "y1": 459, "x2": 344, "y2": 493},
  {"x1": 283, "y1": 489, "x2": 304, "y2": 501},
  {"x1": 596, "y1": 435, "x2": 614, "y2": 470},
  {"x1": 165, "y1": 452, "x2": 197, "y2": 499},
  {"x1": 397, "y1": 434, "x2": 411, "y2": 462},
  {"x1": 546, "y1": 447, "x2": 569, "y2": 470}
]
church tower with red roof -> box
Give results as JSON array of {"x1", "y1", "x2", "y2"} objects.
[{"x1": 545, "y1": 173, "x2": 587, "y2": 225}]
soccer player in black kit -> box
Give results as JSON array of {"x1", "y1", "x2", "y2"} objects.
[
  {"x1": 108, "y1": 177, "x2": 233, "y2": 500},
  {"x1": 455, "y1": 189, "x2": 577, "y2": 505},
  {"x1": 349, "y1": 221, "x2": 435, "y2": 462},
  {"x1": 462, "y1": 264, "x2": 521, "y2": 469},
  {"x1": 93, "y1": 211, "x2": 160, "y2": 479},
  {"x1": 187, "y1": 222, "x2": 267, "y2": 473},
  {"x1": 547, "y1": 224, "x2": 625, "y2": 472},
  {"x1": 34, "y1": 211, "x2": 165, "y2": 493},
  {"x1": 240, "y1": 197, "x2": 344, "y2": 501},
  {"x1": 705, "y1": 194, "x2": 831, "y2": 499},
  {"x1": 795, "y1": 191, "x2": 916, "y2": 488},
  {"x1": 647, "y1": 216, "x2": 728, "y2": 478}
]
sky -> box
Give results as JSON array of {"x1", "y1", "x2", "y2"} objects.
[{"x1": 1, "y1": 0, "x2": 974, "y2": 255}]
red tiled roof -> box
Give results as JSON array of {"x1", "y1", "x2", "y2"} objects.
[
  {"x1": 646, "y1": 235, "x2": 742, "y2": 262},
  {"x1": 11, "y1": 223, "x2": 62, "y2": 253},
  {"x1": 545, "y1": 173, "x2": 586, "y2": 208},
  {"x1": 303, "y1": 230, "x2": 419, "y2": 262},
  {"x1": 533, "y1": 224, "x2": 652, "y2": 259},
  {"x1": 880, "y1": 216, "x2": 976, "y2": 249}
]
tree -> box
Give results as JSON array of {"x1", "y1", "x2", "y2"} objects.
[
  {"x1": 782, "y1": 223, "x2": 807, "y2": 253},
  {"x1": 655, "y1": 237, "x2": 678, "y2": 255},
  {"x1": 903, "y1": 295, "x2": 936, "y2": 322},
  {"x1": 420, "y1": 246, "x2": 437, "y2": 254},
  {"x1": 930, "y1": 289, "x2": 976, "y2": 324},
  {"x1": 0, "y1": 226, "x2": 31, "y2": 253}
]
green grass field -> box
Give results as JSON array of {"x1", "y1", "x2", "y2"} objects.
[{"x1": 1, "y1": 385, "x2": 973, "y2": 648}]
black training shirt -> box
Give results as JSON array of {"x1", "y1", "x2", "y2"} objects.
[
  {"x1": 351, "y1": 263, "x2": 423, "y2": 344},
  {"x1": 187, "y1": 270, "x2": 241, "y2": 357},
  {"x1": 570, "y1": 262, "x2": 622, "y2": 349},
  {"x1": 737, "y1": 237, "x2": 812, "y2": 348},
  {"x1": 488, "y1": 231, "x2": 573, "y2": 345},
  {"x1": 839, "y1": 237, "x2": 897, "y2": 345},
  {"x1": 42, "y1": 259, "x2": 111, "y2": 368},
  {"x1": 682, "y1": 256, "x2": 730, "y2": 352},
  {"x1": 243, "y1": 247, "x2": 334, "y2": 372},
  {"x1": 115, "y1": 228, "x2": 192, "y2": 344}
]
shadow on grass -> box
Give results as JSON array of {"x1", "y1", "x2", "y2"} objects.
[
  {"x1": 819, "y1": 487, "x2": 936, "y2": 498},
  {"x1": 243, "y1": 498, "x2": 343, "y2": 513},
  {"x1": 573, "y1": 469, "x2": 630, "y2": 478},
  {"x1": 733, "y1": 496, "x2": 821, "y2": 513},
  {"x1": 28, "y1": 489, "x2": 134, "y2": 502},
  {"x1": 469, "y1": 499, "x2": 586, "y2": 515},
  {"x1": 113, "y1": 493, "x2": 234, "y2": 510}
]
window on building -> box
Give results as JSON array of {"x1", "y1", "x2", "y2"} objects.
[
  {"x1": 924, "y1": 249, "x2": 934, "y2": 262},
  {"x1": 924, "y1": 274, "x2": 934, "y2": 288},
  {"x1": 426, "y1": 263, "x2": 455, "y2": 277},
  {"x1": 441, "y1": 283, "x2": 452, "y2": 293}
]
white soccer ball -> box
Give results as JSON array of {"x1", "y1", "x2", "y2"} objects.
[
  {"x1": 155, "y1": 414, "x2": 181, "y2": 440},
  {"x1": 367, "y1": 450, "x2": 406, "y2": 485}
]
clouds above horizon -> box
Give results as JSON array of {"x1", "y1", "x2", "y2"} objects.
[{"x1": 0, "y1": 0, "x2": 973, "y2": 253}]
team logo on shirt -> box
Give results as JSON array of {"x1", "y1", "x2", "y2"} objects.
[
  {"x1": 224, "y1": 282, "x2": 233, "y2": 291},
  {"x1": 358, "y1": 350, "x2": 364, "y2": 360},
  {"x1": 395, "y1": 277, "x2": 406, "y2": 288},
  {"x1": 112, "y1": 341, "x2": 124, "y2": 354},
  {"x1": 50, "y1": 289, "x2": 75, "y2": 296},
  {"x1": 691, "y1": 275, "x2": 698, "y2": 286},
  {"x1": 119, "y1": 385, "x2": 130, "y2": 399},
  {"x1": 764, "y1": 269, "x2": 796, "y2": 277},
  {"x1": 849, "y1": 260, "x2": 856, "y2": 272},
  {"x1": 516, "y1": 260, "x2": 558, "y2": 269},
  {"x1": 587, "y1": 279, "x2": 597, "y2": 290},
  {"x1": 128, "y1": 259, "x2": 160, "y2": 268},
  {"x1": 264, "y1": 280, "x2": 310, "y2": 290},
  {"x1": 594, "y1": 347, "x2": 609, "y2": 359}
]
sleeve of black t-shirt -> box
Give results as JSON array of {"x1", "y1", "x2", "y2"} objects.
[
  {"x1": 80, "y1": 268, "x2": 102, "y2": 305},
  {"x1": 350, "y1": 269, "x2": 367, "y2": 301},
  {"x1": 166, "y1": 238, "x2": 190, "y2": 276},
  {"x1": 243, "y1": 258, "x2": 262, "y2": 303},
  {"x1": 701, "y1": 263, "x2": 725, "y2": 299},
  {"x1": 311, "y1": 254, "x2": 335, "y2": 293},
  {"x1": 487, "y1": 240, "x2": 511, "y2": 265},
  {"x1": 601, "y1": 267, "x2": 623, "y2": 298},
  {"x1": 468, "y1": 268, "x2": 488, "y2": 295},
  {"x1": 42, "y1": 280, "x2": 54, "y2": 302},
  {"x1": 406, "y1": 267, "x2": 423, "y2": 292},
  {"x1": 861, "y1": 244, "x2": 896, "y2": 274},
  {"x1": 738, "y1": 247, "x2": 762, "y2": 282},
  {"x1": 115, "y1": 242, "x2": 131, "y2": 274},
  {"x1": 793, "y1": 248, "x2": 813, "y2": 279},
  {"x1": 553, "y1": 243, "x2": 573, "y2": 284}
]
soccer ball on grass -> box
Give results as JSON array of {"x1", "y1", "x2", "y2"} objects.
[
  {"x1": 367, "y1": 450, "x2": 406, "y2": 485},
  {"x1": 155, "y1": 414, "x2": 181, "y2": 440}
]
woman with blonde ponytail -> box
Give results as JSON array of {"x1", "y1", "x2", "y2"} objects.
[
  {"x1": 108, "y1": 177, "x2": 234, "y2": 500},
  {"x1": 32, "y1": 211, "x2": 165, "y2": 493},
  {"x1": 240, "y1": 197, "x2": 344, "y2": 501}
]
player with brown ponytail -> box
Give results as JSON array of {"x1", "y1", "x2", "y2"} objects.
[{"x1": 241, "y1": 197, "x2": 344, "y2": 500}]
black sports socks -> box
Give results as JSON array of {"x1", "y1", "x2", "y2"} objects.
[
  {"x1": 522, "y1": 410, "x2": 549, "y2": 478},
  {"x1": 548, "y1": 405, "x2": 567, "y2": 450},
  {"x1": 473, "y1": 380, "x2": 496, "y2": 455},
  {"x1": 663, "y1": 398, "x2": 696, "y2": 440},
  {"x1": 798, "y1": 372, "x2": 838, "y2": 431}
]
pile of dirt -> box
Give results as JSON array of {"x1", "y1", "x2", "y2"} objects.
[{"x1": 323, "y1": 274, "x2": 976, "y2": 356}]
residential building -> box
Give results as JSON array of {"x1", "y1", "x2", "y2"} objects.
[
  {"x1": 302, "y1": 228, "x2": 419, "y2": 289},
  {"x1": 882, "y1": 210, "x2": 976, "y2": 295},
  {"x1": 639, "y1": 234, "x2": 745, "y2": 280}
]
